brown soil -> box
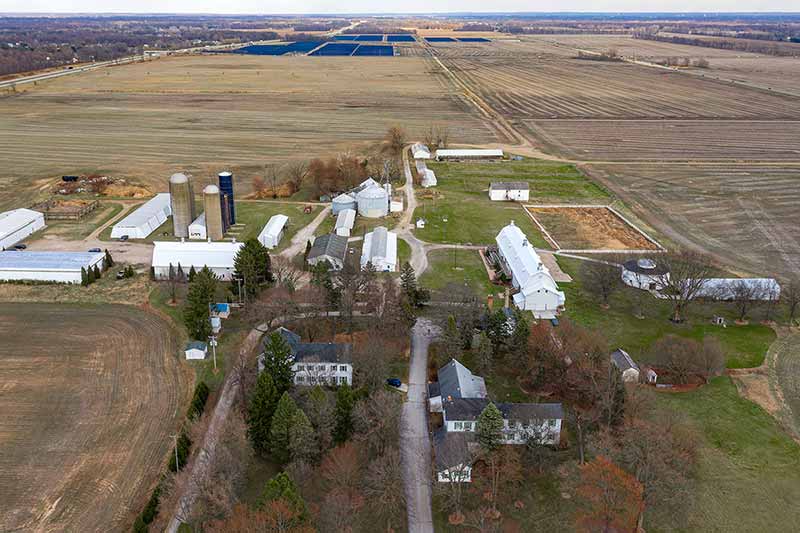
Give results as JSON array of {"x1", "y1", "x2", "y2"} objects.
[{"x1": 528, "y1": 206, "x2": 658, "y2": 250}]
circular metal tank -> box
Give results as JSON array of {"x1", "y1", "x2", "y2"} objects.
[
  {"x1": 332, "y1": 193, "x2": 356, "y2": 215},
  {"x1": 356, "y1": 186, "x2": 388, "y2": 218},
  {"x1": 203, "y1": 184, "x2": 224, "y2": 241},
  {"x1": 169, "y1": 173, "x2": 195, "y2": 238}
]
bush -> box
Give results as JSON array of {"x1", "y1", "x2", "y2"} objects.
[
  {"x1": 168, "y1": 432, "x2": 192, "y2": 472},
  {"x1": 132, "y1": 516, "x2": 148, "y2": 533},
  {"x1": 187, "y1": 381, "x2": 210, "y2": 420}
]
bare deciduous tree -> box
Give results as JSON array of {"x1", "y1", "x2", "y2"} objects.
[
  {"x1": 727, "y1": 279, "x2": 766, "y2": 322},
  {"x1": 784, "y1": 278, "x2": 800, "y2": 325},
  {"x1": 364, "y1": 447, "x2": 406, "y2": 531},
  {"x1": 384, "y1": 125, "x2": 407, "y2": 156},
  {"x1": 285, "y1": 160, "x2": 310, "y2": 193},
  {"x1": 654, "y1": 250, "x2": 715, "y2": 322},
  {"x1": 580, "y1": 260, "x2": 622, "y2": 308}
]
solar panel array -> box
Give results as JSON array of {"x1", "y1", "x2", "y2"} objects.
[
  {"x1": 387, "y1": 35, "x2": 416, "y2": 42},
  {"x1": 352, "y1": 45, "x2": 394, "y2": 56},
  {"x1": 234, "y1": 42, "x2": 325, "y2": 55},
  {"x1": 332, "y1": 34, "x2": 417, "y2": 43},
  {"x1": 425, "y1": 37, "x2": 492, "y2": 43},
  {"x1": 310, "y1": 42, "x2": 395, "y2": 56}
]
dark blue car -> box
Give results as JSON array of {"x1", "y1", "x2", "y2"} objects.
[{"x1": 386, "y1": 378, "x2": 402, "y2": 388}]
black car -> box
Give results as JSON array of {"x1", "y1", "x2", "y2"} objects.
[
  {"x1": 119, "y1": 235, "x2": 129, "y2": 241},
  {"x1": 13, "y1": 244, "x2": 26, "y2": 250},
  {"x1": 386, "y1": 378, "x2": 402, "y2": 388},
  {"x1": 88, "y1": 248, "x2": 101, "y2": 253}
]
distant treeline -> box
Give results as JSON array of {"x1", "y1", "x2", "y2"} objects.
[{"x1": 633, "y1": 31, "x2": 800, "y2": 57}]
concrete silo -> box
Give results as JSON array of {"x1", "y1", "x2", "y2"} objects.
[
  {"x1": 203, "y1": 184, "x2": 224, "y2": 241},
  {"x1": 356, "y1": 185, "x2": 389, "y2": 218},
  {"x1": 169, "y1": 173, "x2": 195, "y2": 238}
]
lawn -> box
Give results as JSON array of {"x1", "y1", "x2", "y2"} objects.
[
  {"x1": 419, "y1": 248, "x2": 499, "y2": 298},
  {"x1": 315, "y1": 210, "x2": 401, "y2": 239},
  {"x1": 655, "y1": 377, "x2": 800, "y2": 532},
  {"x1": 558, "y1": 257, "x2": 775, "y2": 369},
  {"x1": 413, "y1": 158, "x2": 607, "y2": 247}
]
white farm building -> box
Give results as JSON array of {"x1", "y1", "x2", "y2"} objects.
[
  {"x1": 0, "y1": 208, "x2": 45, "y2": 250},
  {"x1": 0, "y1": 251, "x2": 104, "y2": 284},
  {"x1": 361, "y1": 226, "x2": 398, "y2": 272},
  {"x1": 151, "y1": 241, "x2": 243, "y2": 280},
  {"x1": 111, "y1": 193, "x2": 171, "y2": 239},
  {"x1": 335, "y1": 208, "x2": 356, "y2": 237},
  {"x1": 621, "y1": 258, "x2": 668, "y2": 291},
  {"x1": 411, "y1": 142, "x2": 432, "y2": 160},
  {"x1": 258, "y1": 214, "x2": 288, "y2": 249},
  {"x1": 495, "y1": 222, "x2": 565, "y2": 318},
  {"x1": 489, "y1": 182, "x2": 530, "y2": 202},
  {"x1": 435, "y1": 148, "x2": 504, "y2": 161},
  {"x1": 188, "y1": 213, "x2": 207, "y2": 240}
]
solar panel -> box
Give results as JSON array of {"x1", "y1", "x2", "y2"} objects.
[
  {"x1": 286, "y1": 41, "x2": 324, "y2": 53},
  {"x1": 458, "y1": 37, "x2": 491, "y2": 42},
  {"x1": 425, "y1": 37, "x2": 457, "y2": 43},
  {"x1": 233, "y1": 44, "x2": 291, "y2": 55},
  {"x1": 355, "y1": 35, "x2": 384, "y2": 41},
  {"x1": 352, "y1": 45, "x2": 394, "y2": 56},
  {"x1": 309, "y1": 42, "x2": 359, "y2": 56},
  {"x1": 387, "y1": 35, "x2": 415, "y2": 42}
]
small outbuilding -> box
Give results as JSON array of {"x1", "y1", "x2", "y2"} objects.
[
  {"x1": 188, "y1": 213, "x2": 207, "y2": 240},
  {"x1": 110, "y1": 193, "x2": 172, "y2": 239},
  {"x1": 411, "y1": 142, "x2": 432, "y2": 160},
  {"x1": 185, "y1": 341, "x2": 208, "y2": 360},
  {"x1": 489, "y1": 182, "x2": 530, "y2": 202},
  {"x1": 0, "y1": 208, "x2": 46, "y2": 250},
  {"x1": 610, "y1": 348, "x2": 640, "y2": 383},
  {"x1": 258, "y1": 214, "x2": 288, "y2": 249},
  {"x1": 360, "y1": 226, "x2": 398, "y2": 272},
  {"x1": 421, "y1": 168, "x2": 437, "y2": 188},
  {"x1": 307, "y1": 234, "x2": 348, "y2": 270},
  {"x1": 335, "y1": 208, "x2": 356, "y2": 237},
  {"x1": 621, "y1": 258, "x2": 668, "y2": 291},
  {"x1": 435, "y1": 148, "x2": 504, "y2": 161}
]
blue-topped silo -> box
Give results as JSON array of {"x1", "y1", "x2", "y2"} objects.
[{"x1": 218, "y1": 171, "x2": 235, "y2": 225}]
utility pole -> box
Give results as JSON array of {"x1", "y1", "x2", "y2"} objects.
[
  {"x1": 172, "y1": 434, "x2": 179, "y2": 471},
  {"x1": 208, "y1": 335, "x2": 218, "y2": 373}
]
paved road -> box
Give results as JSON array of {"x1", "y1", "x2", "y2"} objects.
[
  {"x1": 401, "y1": 318, "x2": 438, "y2": 533},
  {"x1": 0, "y1": 55, "x2": 144, "y2": 90}
]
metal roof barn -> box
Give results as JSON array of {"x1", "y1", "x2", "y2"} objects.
[
  {"x1": 307, "y1": 234, "x2": 348, "y2": 270},
  {"x1": 0, "y1": 251, "x2": 104, "y2": 283},
  {"x1": 110, "y1": 193, "x2": 171, "y2": 239},
  {"x1": 0, "y1": 208, "x2": 45, "y2": 250},
  {"x1": 335, "y1": 208, "x2": 356, "y2": 237},
  {"x1": 258, "y1": 214, "x2": 289, "y2": 249},
  {"x1": 435, "y1": 148, "x2": 504, "y2": 160},
  {"x1": 151, "y1": 241, "x2": 243, "y2": 280},
  {"x1": 360, "y1": 226, "x2": 398, "y2": 272}
]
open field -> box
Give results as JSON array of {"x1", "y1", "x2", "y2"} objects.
[
  {"x1": 419, "y1": 248, "x2": 497, "y2": 298},
  {"x1": 586, "y1": 164, "x2": 800, "y2": 279},
  {"x1": 0, "y1": 53, "x2": 495, "y2": 209},
  {"x1": 526, "y1": 206, "x2": 660, "y2": 251},
  {"x1": 528, "y1": 120, "x2": 800, "y2": 161},
  {"x1": 0, "y1": 303, "x2": 187, "y2": 532}
]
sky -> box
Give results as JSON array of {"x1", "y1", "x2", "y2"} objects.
[{"x1": 0, "y1": 1, "x2": 796, "y2": 14}]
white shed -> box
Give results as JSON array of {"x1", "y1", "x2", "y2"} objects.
[
  {"x1": 188, "y1": 213, "x2": 207, "y2": 240},
  {"x1": 411, "y1": 143, "x2": 432, "y2": 160},
  {"x1": 258, "y1": 214, "x2": 288, "y2": 249},
  {"x1": 610, "y1": 349, "x2": 640, "y2": 383},
  {"x1": 335, "y1": 208, "x2": 356, "y2": 237},
  {"x1": 185, "y1": 341, "x2": 208, "y2": 360},
  {"x1": 151, "y1": 241, "x2": 243, "y2": 280},
  {"x1": 361, "y1": 226, "x2": 398, "y2": 272},
  {"x1": 110, "y1": 193, "x2": 172, "y2": 239},
  {"x1": 0, "y1": 208, "x2": 46, "y2": 250},
  {"x1": 489, "y1": 182, "x2": 530, "y2": 202},
  {"x1": 0, "y1": 251, "x2": 104, "y2": 284},
  {"x1": 621, "y1": 258, "x2": 667, "y2": 291}
]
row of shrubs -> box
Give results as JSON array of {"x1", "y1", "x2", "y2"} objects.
[{"x1": 132, "y1": 381, "x2": 210, "y2": 532}]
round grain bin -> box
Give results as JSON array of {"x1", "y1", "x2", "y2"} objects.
[
  {"x1": 203, "y1": 184, "x2": 224, "y2": 241},
  {"x1": 332, "y1": 193, "x2": 356, "y2": 215},
  {"x1": 356, "y1": 186, "x2": 388, "y2": 218},
  {"x1": 169, "y1": 173, "x2": 195, "y2": 238}
]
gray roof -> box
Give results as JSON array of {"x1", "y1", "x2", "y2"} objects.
[
  {"x1": 490, "y1": 182, "x2": 530, "y2": 191},
  {"x1": 444, "y1": 398, "x2": 563, "y2": 422},
  {"x1": 0, "y1": 251, "x2": 103, "y2": 271},
  {"x1": 437, "y1": 359, "x2": 487, "y2": 401},
  {"x1": 623, "y1": 258, "x2": 668, "y2": 276},
  {"x1": 428, "y1": 382, "x2": 441, "y2": 398},
  {"x1": 262, "y1": 327, "x2": 352, "y2": 364},
  {"x1": 186, "y1": 341, "x2": 208, "y2": 351},
  {"x1": 433, "y1": 428, "x2": 472, "y2": 471},
  {"x1": 611, "y1": 348, "x2": 639, "y2": 373},
  {"x1": 308, "y1": 234, "x2": 348, "y2": 262}
]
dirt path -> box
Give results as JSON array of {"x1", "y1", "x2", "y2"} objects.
[
  {"x1": 279, "y1": 205, "x2": 331, "y2": 260},
  {"x1": 398, "y1": 145, "x2": 428, "y2": 276}
]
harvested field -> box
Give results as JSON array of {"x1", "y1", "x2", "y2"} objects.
[
  {"x1": 528, "y1": 120, "x2": 800, "y2": 161},
  {"x1": 526, "y1": 205, "x2": 660, "y2": 251},
  {"x1": 586, "y1": 164, "x2": 800, "y2": 278},
  {"x1": 0, "y1": 303, "x2": 187, "y2": 532},
  {"x1": 441, "y1": 53, "x2": 800, "y2": 119},
  {"x1": 0, "y1": 54, "x2": 495, "y2": 209}
]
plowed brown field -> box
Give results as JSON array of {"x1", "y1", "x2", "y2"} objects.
[{"x1": 0, "y1": 303, "x2": 187, "y2": 532}]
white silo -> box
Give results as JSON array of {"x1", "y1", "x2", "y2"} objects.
[{"x1": 356, "y1": 185, "x2": 389, "y2": 218}]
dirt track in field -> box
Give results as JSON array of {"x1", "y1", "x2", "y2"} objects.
[{"x1": 0, "y1": 303, "x2": 188, "y2": 532}]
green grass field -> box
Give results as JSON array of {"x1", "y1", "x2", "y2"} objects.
[
  {"x1": 419, "y1": 248, "x2": 498, "y2": 298},
  {"x1": 413, "y1": 159, "x2": 609, "y2": 247}
]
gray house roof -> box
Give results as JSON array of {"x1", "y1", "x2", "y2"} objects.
[
  {"x1": 490, "y1": 181, "x2": 530, "y2": 191},
  {"x1": 433, "y1": 428, "x2": 472, "y2": 471},
  {"x1": 185, "y1": 341, "x2": 207, "y2": 351},
  {"x1": 611, "y1": 348, "x2": 639, "y2": 373},
  {"x1": 444, "y1": 398, "x2": 563, "y2": 423},
  {"x1": 261, "y1": 327, "x2": 352, "y2": 365},
  {"x1": 436, "y1": 359, "x2": 487, "y2": 401},
  {"x1": 308, "y1": 234, "x2": 348, "y2": 263}
]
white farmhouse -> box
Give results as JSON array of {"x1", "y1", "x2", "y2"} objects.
[
  {"x1": 151, "y1": 241, "x2": 243, "y2": 280},
  {"x1": 110, "y1": 193, "x2": 171, "y2": 239},
  {"x1": 495, "y1": 222, "x2": 565, "y2": 318},
  {"x1": 360, "y1": 226, "x2": 398, "y2": 272},
  {"x1": 258, "y1": 214, "x2": 288, "y2": 249},
  {"x1": 259, "y1": 327, "x2": 353, "y2": 387},
  {"x1": 0, "y1": 208, "x2": 45, "y2": 250},
  {"x1": 610, "y1": 348, "x2": 640, "y2": 383},
  {"x1": 442, "y1": 398, "x2": 563, "y2": 446},
  {"x1": 489, "y1": 182, "x2": 530, "y2": 202}
]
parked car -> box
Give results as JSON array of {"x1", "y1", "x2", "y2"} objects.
[
  {"x1": 116, "y1": 270, "x2": 126, "y2": 280},
  {"x1": 13, "y1": 244, "x2": 26, "y2": 250},
  {"x1": 119, "y1": 235, "x2": 129, "y2": 241},
  {"x1": 88, "y1": 247, "x2": 101, "y2": 253},
  {"x1": 386, "y1": 378, "x2": 402, "y2": 388}
]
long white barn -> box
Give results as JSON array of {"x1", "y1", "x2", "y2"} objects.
[
  {"x1": 111, "y1": 193, "x2": 171, "y2": 239},
  {"x1": 495, "y1": 222, "x2": 565, "y2": 318},
  {"x1": 0, "y1": 208, "x2": 45, "y2": 250},
  {"x1": 151, "y1": 241, "x2": 243, "y2": 280}
]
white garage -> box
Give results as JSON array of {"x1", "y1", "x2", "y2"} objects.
[
  {"x1": 110, "y1": 193, "x2": 172, "y2": 239},
  {"x1": 0, "y1": 208, "x2": 46, "y2": 250},
  {"x1": 0, "y1": 251, "x2": 105, "y2": 284}
]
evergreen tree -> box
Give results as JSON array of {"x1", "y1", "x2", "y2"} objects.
[
  {"x1": 248, "y1": 371, "x2": 280, "y2": 455},
  {"x1": 176, "y1": 263, "x2": 186, "y2": 283},
  {"x1": 476, "y1": 402, "x2": 504, "y2": 453},
  {"x1": 93, "y1": 264, "x2": 101, "y2": 280},
  {"x1": 87, "y1": 265, "x2": 96, "y2": 284},
  {"x1": 289, "y1": 408, "x2": 318, "y2": 463},
  {"x1": 333, "y1": 384, "x2": 356, "y2": 444},
  {"x1": 233, "y1": 238, "x2": 273, "y2": 301},
  {"x1": 80, "y1": 266, "x2": 88, "y2": 286},
  {"x1": 188, "y1": 265, "x2": 196, "y2": 282},
  {"x1": 303, "y1": 240, "x2": 312, "y2": 270},
  {"x1": 399, "y1": 262, "x2": 417, "y2": 303},
  {"x1": 443, "y1": 315, "x2": 462, "y2": 360},
  {"x1": 260, "y1": 331, "x2": 295, "y2": 394},
  {"x1": 183, "y1": 266, "x2": 218, "y2": 340},
  {"x1": 104, "y1": 249, "x2": 114, "y2": 268},
  {"x1": 258, "y1": 472, "x2": 308, "y2": 519},
  {"x1": 269, "y1": 392, "x2": 299, "y2": 464},
  {"x1": 486, "y1": 308, "x2": 511, "y2": 353},
  {"x1": 475, "y1": 331, "x2": 494, "y2": 375}
]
